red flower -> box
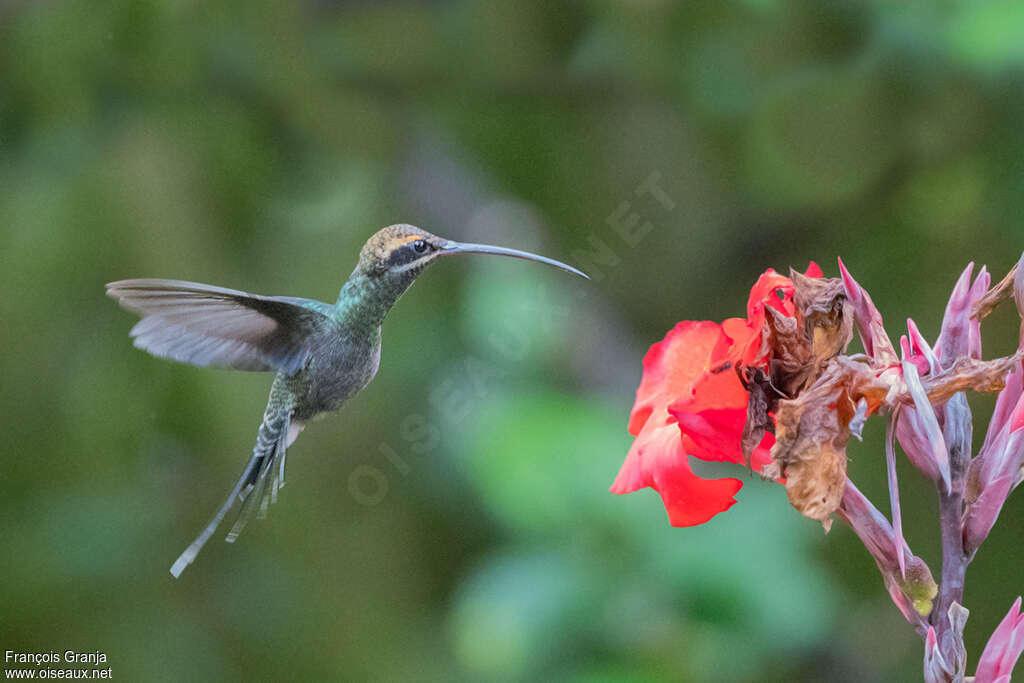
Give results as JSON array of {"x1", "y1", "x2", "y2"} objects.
[{"x1": 611, "y1": 264, "x2": 822, "y2": 526}]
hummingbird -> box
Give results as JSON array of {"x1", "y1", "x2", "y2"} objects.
[{"x1": 107, "y1": 224, "x2": 587, "y2": 578}]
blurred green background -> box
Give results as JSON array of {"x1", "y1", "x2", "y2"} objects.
[{"x1": 2, "y1": 0, "x2": 1023, "y2": 680}]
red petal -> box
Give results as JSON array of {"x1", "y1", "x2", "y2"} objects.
[
  {"x1": 627, "y1": 321, "x2": 727, "y2": 436},
  {"x1": 720, "y1": 316, "x2": 760, "y2": 369},
  {"x1": 662, "y1": 471, "x2": 743, "y2": 527},
  {"x1": 666, "y1": 346, "x2": 752, "y2": 464},
  {"x1": 804, "y1": 261, "x2": 824, "y2": 278},
  {"x1": 611, "y1": 422, "x2": 681, "y2": 495},
  {"x1": 746, "y1": 268, "x2": 794, "y2": 320},
  {"x1": 611, "y1": 422, "x2": 743, "y2": 526},
  {"x1": 673, "y1": 408, "x2": 775, "y2": 469},
  {"x1": 673, "y1": 408, "x2": 747, "y2": 463}
]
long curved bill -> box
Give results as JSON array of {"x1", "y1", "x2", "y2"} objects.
[{"x1": 441, "y1": 241, "x2": 589, "y2": 279}]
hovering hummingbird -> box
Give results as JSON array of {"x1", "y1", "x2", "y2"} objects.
[{"x1": 107, "y1": 224, "x2": 587, "y2": 577}]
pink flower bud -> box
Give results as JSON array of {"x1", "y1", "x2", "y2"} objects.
[
  {"x1": 974, "y1": 597, "x2": 1024, "y2": 682},
  {"x1": 934, "y1": 263, "x2": 989, "y2": 365},
  {"x1": 963, "y1": 375, "x2": 1024, "y2": 552},
  {"x1": 901, "y1": 361, "x2": 952, "y2": 491},
  {"x1": 838, "y1": 258, "x2": 898, "y2": 365},
  {"x1": 924, "y1": 627, "x2": 952, "y2": 683},
  {"x1": 838, "y1": 481, "x2": 936, "y2": 626},
  {"x1": 907, "y1": 318, "x2": 940, "y2": 374}
]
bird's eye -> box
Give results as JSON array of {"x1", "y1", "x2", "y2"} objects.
[{"x1": 412, "y1": 240, "x2": 429, "y2": 253}]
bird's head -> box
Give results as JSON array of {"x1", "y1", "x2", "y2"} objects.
[
  {"x1": 341, "y1": 223, "x2": 586, "y2": 324},
  {"x1": 355, "y1": 223, "x2": 588, "y2": 283}
]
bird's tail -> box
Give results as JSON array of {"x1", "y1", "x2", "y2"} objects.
[{"x1": 169, "y1": 409, "x2": 296, "y2": 578}]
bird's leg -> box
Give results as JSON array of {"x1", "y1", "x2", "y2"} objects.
[{"x1": 278, "y1": 421, "x2": 305, "y2": 489}]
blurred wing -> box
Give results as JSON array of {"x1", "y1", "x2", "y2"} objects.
[{"x1": 106, "y1": 279, "x2": 333, "y2": 374}]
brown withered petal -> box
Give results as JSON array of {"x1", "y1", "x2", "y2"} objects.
[
  {"x1": 1016, "y1": 252, "x2": 1024, "y2": 343},
  {"x1": 1015, "y1": 252, "x2": 1024, "y2": 319},
  {"x1": 913, "y1": 351, "x2": 1024, "y2": 406},
  {"x1": 790, "y1": 270, "x2": 854, "y2": 374},
  {"x1": 764, "y1": 306, "x2": 814, "y2": 396},
  {"x1": 764, "y1": 358, "x2": 889, "y2": 527},
  {"x1": 741, "y1": 366, "x2": 774, "y2": 466},
  {"x1": 972, "y1": 259, "x2": 1018, "y2": 321}
]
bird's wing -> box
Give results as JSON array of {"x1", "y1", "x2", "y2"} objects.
[{"x1": 106, "y1": 279, "x2": 333, "y2": 375}]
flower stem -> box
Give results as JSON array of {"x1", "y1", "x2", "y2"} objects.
[
  {"x1": 934, "y1": 488, "x2": 967, "y2": 657},
  {"x1": 931, "y1": 393, "x2": 973, "y2": 680}
]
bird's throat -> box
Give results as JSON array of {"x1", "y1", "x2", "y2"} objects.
[{"x1": 335, "y1": 271, "x2": 416, "y2": 330}]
